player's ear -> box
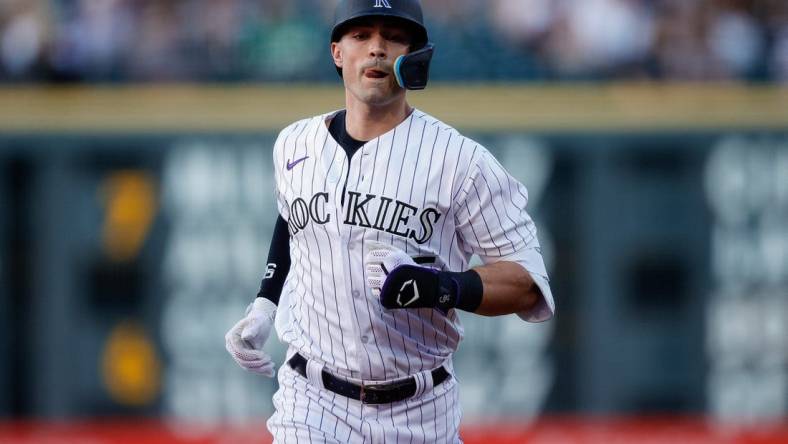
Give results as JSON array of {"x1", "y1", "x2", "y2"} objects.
[{"x1": 331, "y1": 42, "x2": 343, "y2": 71}]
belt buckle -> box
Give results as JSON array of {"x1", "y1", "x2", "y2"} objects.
[
  {"x1": 360, "y1": 380, "x2": 390, "y2": 404},
  {"x1": 359, "y1": 381, "x2": 376, "y2": 404},
  {"x1": 360, "y1": 378, "x2": 412, "y2": 404}
]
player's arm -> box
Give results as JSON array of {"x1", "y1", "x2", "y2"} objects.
[
  {"x1": 257, "y1": 124, "x2": 295, "y2": 305},
  {"x1": 225, "y1": 215, "x2": 290, "y2": 377},
  {"x1": 471, "y1": 261, "x2": 541, "y2": 316},
  {"x1": 366, "y1": 147, "x2": 554, "y2": 322},
  {"x1": 256, "y1": 215, "x2": 291, "y2": 305},
  {"x1": 455, "y1": 148, "x2": 554, "y2": 322}
]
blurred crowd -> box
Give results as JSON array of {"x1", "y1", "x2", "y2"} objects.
[{"x1": 1, "y1": 0, "x2": 787, "y2": 82}]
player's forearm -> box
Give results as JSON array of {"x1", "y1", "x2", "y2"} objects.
[
  {"x1": 472, "y1": 261, "x2": 541, "y2": 316},
  {"x1": 256, "y1": 215, "x2": 291, "y2": 305}
]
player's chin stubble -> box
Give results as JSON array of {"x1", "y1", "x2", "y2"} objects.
[{"x1": 356, "y1": 82, "x2": 402, "y2": 106}]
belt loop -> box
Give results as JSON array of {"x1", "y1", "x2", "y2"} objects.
[
  {"x1": 412, "y1": 369, "x2": 434, "y2": 399},
  {"x1": 306, "y1": 359, "x2": 325, "y2": 390}
]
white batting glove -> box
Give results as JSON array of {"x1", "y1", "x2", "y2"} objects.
[
  {"x1": 364, "y1": 242, "x2": 417, "y2": 297},
  {"x1": 225, "y1": 298, "x2": 277, "y2": 377}
]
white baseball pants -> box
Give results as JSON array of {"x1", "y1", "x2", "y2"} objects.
[{"x1": 267, "y1": 360, "x2": 462, "y2": 443}]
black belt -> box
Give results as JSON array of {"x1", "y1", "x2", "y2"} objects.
[{"x1": 287, "y1": 352, "x2": 450, "y2": 404}]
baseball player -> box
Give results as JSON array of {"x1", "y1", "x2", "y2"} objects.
[{"x1": 225, "y1": 0, "x2": 555, "y2": 442}]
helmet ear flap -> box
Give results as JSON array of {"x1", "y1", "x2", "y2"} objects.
[{"x1": 394, "y1": 43, "x2": 434, "y2": 90}]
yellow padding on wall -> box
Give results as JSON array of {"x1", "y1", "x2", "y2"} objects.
[{"x1": 0, "y1": 83, "x2": 785, "y2": 133}]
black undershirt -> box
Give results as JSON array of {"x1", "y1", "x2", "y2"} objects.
[{"x1": 328, "y1": 110, "x2": 367, "y2": 161}]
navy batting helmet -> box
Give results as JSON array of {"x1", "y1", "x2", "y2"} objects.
[{"x1": 331, "y1": 0, "x2": 434, "y2": 90}]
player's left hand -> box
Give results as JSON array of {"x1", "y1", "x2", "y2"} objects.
[{"x1": 365, "y1": 243, "x2": 459, "y2": 310}]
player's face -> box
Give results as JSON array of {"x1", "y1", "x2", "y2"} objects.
[{"x1": 332, "y1": 20, "x2": 412, "y2": 106}]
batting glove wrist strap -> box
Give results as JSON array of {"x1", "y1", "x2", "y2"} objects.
[
  {"x1": 443, "y1": 269, "x2": 484, "y2": 312},
  {"x1": 249, "y1": 296, "x2": 277, "y2": 322}
]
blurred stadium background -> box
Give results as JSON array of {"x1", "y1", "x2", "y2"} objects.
[{"x1": 0, "y1": 0, "x2": 787, "y2": 443}]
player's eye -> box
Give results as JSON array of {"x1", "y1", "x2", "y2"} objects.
[{"x1": 388, "y1": 34, "x2": 408, "y2": 44}]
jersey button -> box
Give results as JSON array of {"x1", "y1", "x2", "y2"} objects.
[
  {"x1": 361, "y1": 335, "x2": 370, "y2": 343},
  {"x1": 352, "y1": 290, "x2": 360, "y2": 297}
]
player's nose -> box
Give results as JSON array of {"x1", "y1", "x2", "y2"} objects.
[{"x1": 368, "y1": 34, "x2": 387, "y2": 59}]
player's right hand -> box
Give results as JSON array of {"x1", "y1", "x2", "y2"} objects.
[
  {"x1": 365, "y1": 242, "x2": 460, "y2": 311},
  {"x1": 225, "y1": 297, "x2": 277, "y2": 377}
]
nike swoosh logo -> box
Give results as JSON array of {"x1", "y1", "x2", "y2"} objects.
[{"x1": 286, "y1": 156, "x2": 309, "y2": 171}]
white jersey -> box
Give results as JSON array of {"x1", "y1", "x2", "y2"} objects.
[{"x1": 272, "y1": 109, "x2": 554, "y2": 382}]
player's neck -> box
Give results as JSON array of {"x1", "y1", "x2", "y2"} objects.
[{"x1": 344, "y1": 96, "x2": 412, "y2": 142}]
